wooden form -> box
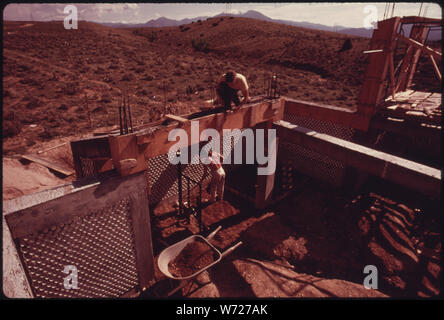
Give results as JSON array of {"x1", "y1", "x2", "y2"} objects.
[
  {"x1": 357, "y1": 16, "x2": 442, "y2": 118},
  {"x1": 275, "y1": 120, "x2": 441, "y2": 198},
  {"x1": 70, "y1": 135, "x2": 114, "y2": 178},
  {"x1": 357, "y1": 17, "x2": 401, "y2": 118},
  {"x1": 108, "y1": 99, "x2": 283, "y2": 177},
  {"x1": 4, "y1": 171, "x2": 155, "y2": 297}
]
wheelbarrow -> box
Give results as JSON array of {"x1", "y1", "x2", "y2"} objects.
[{"x1": 157, "y1": 226, "x2": 242, "y2": 296}]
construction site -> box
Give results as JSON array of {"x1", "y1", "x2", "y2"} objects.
[{"x1": 2, "y1": 13, "x2": 442, "y2": 299}]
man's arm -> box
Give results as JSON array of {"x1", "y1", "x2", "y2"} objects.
[
  {"x1": 238, "y1": 74, "x2": 250, "y2": 104},
  {"x1": 241, "y1": 88, "x2": 250, "y2": 103}
]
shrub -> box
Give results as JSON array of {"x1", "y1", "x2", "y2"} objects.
[
  {"x1": 147, "y1": 31, "x2": 157, "y2": 42},
  {"x1": 191, "y1": 38, "x2": 209, "y2": 53},
  {"x1": 2, "y1": 112, "x2": 22, "y2": 138}
]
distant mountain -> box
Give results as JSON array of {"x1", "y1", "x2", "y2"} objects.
[{"x1": 98, "y1": 9, "x2": 441, "y2": 40}]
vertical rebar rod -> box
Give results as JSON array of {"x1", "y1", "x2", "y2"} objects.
[
  {"x1": 198, "y1": 184, "x2": 202, "y2": 233},
  {"x1": 177, "y1": 151, "x2": 183, "y2": 217},
  {"x1": 127, "y1": 93, "x2": 133, "y2": 133},
  {"x1": 187, "y1": 179, "x2": 191, "y2": 210},
  {"x1": 123, "y1": 91, "x2": 128, "y2": 134},
  {"x1": 119, "y1": 104, "x2": 123, "y2": 135}
]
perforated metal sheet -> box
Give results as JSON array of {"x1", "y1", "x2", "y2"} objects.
[
  {"x1": 281, "y1": 114, "x2": 356, "y2": 186},
  {"x1": 147, "y1": 129, "x2": 247, "y2": 205},
  {"x1": 283, "y1": 114, "x2": 355, "y2": 141},
  {"x1": 17, "y1": 197, "x2": 139, "y2": 298}
]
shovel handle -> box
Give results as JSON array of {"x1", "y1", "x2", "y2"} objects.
[
  {"x1": 221, "y1": 241, "x2": 242, "y2": 258},
  {"x1": 206, "y1": 225, "x2": 222, "y2": 241}
]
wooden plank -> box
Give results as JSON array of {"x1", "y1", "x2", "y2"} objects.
[
  {"x1": 408, "y1": 91, "x2": 432, "y2": 101},
  {"x1": 21, "y1": 154, "x2": 73, "y2": 176},
  {"x1": 165, "y1": 114, "x2": 189, "y2": 123},
  {"x1": 275, "y1": 120, "x2": 441, "y2": 198},
  {"x1": 128, "y1": 176, "x2": 155, "y2": 290},
  {"x1": 37, "y1": 142, "x2": 68, "y2": 155}
]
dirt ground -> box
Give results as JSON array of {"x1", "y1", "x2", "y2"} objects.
[{"x1": 145, "y1": 168, "x2": 441, "y2": 298}]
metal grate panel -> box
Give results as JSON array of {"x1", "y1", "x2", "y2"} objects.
[
  {"x1": 146, "y1": 129, "x2": 247, "y2": 205},
  {"x1": 16, "y1": 197, "x2": 139, "y2": 298},
  {"x1": 281, "y1": 114, "x2": 356, "y2": 186}
]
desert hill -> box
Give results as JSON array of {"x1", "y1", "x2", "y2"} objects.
[{"x1": 3, "y1": 17, "x2": 370, "y2": 155}]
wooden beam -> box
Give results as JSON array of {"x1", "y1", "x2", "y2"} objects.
[
  {"x1": 165, "y1": 114, "x2": 189, "y2": 123},
  {"x1": 284, "y1": 98, "x2": 371, "y2": 131},
  {"x1": 388, "y1": 51, "x2": 396, "y2": 99},
  {"x1": 275, "y1": 120, "x2": 440, "y2": 198},
  {"x1": 429, "y1": 55, "x2": 442, "y2": 81},
  {"x1": 37, "y1": 142, "x2": 68, "y2": 154},
  {"x1": 363, "y1": 49, "x2": 384, "y2": 54},
  {"x1": 21, "y1": 154, "x2": 73, "y2": 176},
  {"x1": 397, "y1": 34, "x2": 442, "y2": 61},
  {"x1": 400, "y1": 16, "x2": 442, "y2": 25}
]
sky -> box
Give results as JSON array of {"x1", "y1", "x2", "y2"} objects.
[{"x1": 3, "y1": 3, "x2": 442, "y2": 28}]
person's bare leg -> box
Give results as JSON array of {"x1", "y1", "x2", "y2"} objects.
[
  {"x1": 218, "y1": 173, "x2": 225, "y2": 201},
  {"x1": 210, "y1": 177, "x2": 217, "y2": 202}
]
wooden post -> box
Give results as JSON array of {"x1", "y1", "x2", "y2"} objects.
[
  {"x1": 429, "y1": 54, "x2": 442, "y2": 81},
  {"x1": 357, "y1": 17, "x2": 400, "y2": 118}
]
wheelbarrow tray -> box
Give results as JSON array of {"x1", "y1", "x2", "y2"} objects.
[{"x1": 158, "y1": 234, "x2": 222, "y2": 281}]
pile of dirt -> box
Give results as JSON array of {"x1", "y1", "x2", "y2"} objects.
[{"x1": 168, "y1": 239, "x2": 218, "y2": 277}]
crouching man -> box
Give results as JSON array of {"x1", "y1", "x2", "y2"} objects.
[{"x1": 216, "y1": 70, "x2": 250, "y2": 111}]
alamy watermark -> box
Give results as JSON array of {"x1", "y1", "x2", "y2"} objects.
[
  {"x1": 63, "y1": 5, "x2": 78, "y2": 29},
  {"x1": 363, "y1": 265, "x2": 378, "y2": 289},
  {"x1": 167, "y1": 121, "x2": 277, "y2": 175},
  {"x1": 63, "y1": 265, "x2": 78, "y2": 289},
  {"x1": 363, "y1": 5, "x2": 378, "y2": 30}
]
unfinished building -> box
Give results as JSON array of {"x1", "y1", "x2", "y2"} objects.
[{"x1": 3, "y1": 16, "x2": 441, "y2": 298}]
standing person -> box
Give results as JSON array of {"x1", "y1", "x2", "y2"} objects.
[
  {"x1": 208, "y1": 149, "x2": 225, "y2": 202},
  {"x1": 216, "y1": 70, "x2": 250, "y2": 111}
]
